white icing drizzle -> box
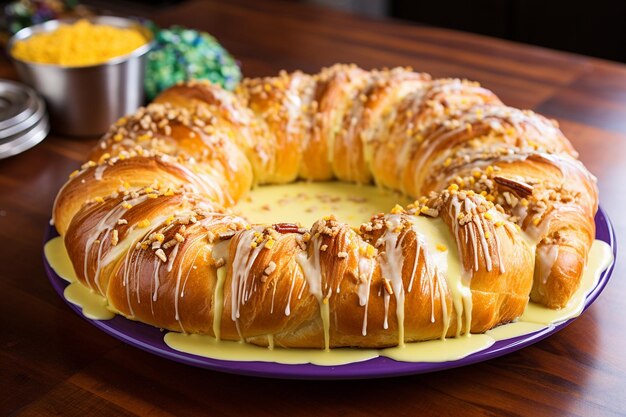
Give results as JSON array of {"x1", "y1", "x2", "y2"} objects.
[
  {"x1": 404, "y1": 199, "x2": 465, "y2": 337},
  {"x1": 324, "y1": 78, "x2": 365, "y2": 167},
  {"x1": 295, "y1": 232, "x2": 331, "y2": 350},
  {"x1": 83, "y1": 195, "x2": 148, "y2": 293},
  {"x1": 167, "y1": 243, "x2": 180, "y2": 272},
  {"x1": 391, "y1": 90, "x2": 430, "y2": 183},
  {"x1": 378, "y1": 214, "x2": 407, "y2": 346},
  {"x1": 159, "y1": 154, "x2": 229, "y2": 205},
  {"x1": 409, "y1": 227, "x2": 436, "y2": 322},
  {"x1": 408, "y1": 104, "x2": 556, "y2": 196},
  {"x1": 338, "y1": 79, "x2": 377, "y2": 181},
  {"x1": 230, "y1": 227, "x2": 265, "y2": 338},
  {"x1": 297, "y1": 278, "x2": 307, "y2": 300},
  {"x1": 405, "y1": 215, "x2": 458, "y2": 337},
  {"x1": 283, "y1": 77, "x2": 304, "y2": 137},
  {"x1": 144, "y1": 213, "x2": 246, "y2": 326},
  {"x1": 356, "y1": 252, "x2": 375, "y2": 336},
  {"x1": 383, "y1": 291, "x2": 390, "y2": 330},
  {"x1": 361, "y1": 79, "x2": 426, "y2": 171},
  {"x1": 171, "y1": 231, "x2": 205, "y2": 330},
  {"x1": 285, "y1": 266, "x2": 297, "y2": 316},
  {"x1": 296, "y1": 233, "x2": 323, "y2": 301},
  {"x1": 407, "y1": 234, "x2": 421, "y2": 293},
  {"x1": 152, "y1": 257, "x2": 161, "y2": 303},
  {"x1": 119, "y1": 212, "x2": 186, "y2": 316}
]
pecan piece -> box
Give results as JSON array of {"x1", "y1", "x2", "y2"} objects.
[
  {"x1": 493, "y1": 176, "x2": 533, "y2": 198},
  {"x1": 273, "y1": 223, "x2": 302, "y2": 234}
]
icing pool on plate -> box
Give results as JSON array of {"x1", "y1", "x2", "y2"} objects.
[
  {"x1": 232, "y1": 181, "x2": 410, "y2": 228},
  {"x1": 44, "y1": 234, "x2": 612, "y2": 365},
  {"x1": 42, "y1": 204, "x2": 616, "y2": 378}
]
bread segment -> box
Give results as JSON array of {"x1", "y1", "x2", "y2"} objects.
[{"x1": 52, "y1": 64, "x2": 598, "y2": 348}]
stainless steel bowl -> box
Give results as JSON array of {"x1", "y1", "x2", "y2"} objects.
[{"x1": 7, "y1": 16, "x2": 152, "y2": 137}]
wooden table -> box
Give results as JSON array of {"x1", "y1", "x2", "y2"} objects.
[{"x1": 1, "y1": 1, "x2": 625, "y2": 415}]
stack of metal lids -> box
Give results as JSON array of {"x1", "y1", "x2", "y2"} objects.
[{"x1": 0, "y1": 79, "x2": 49, "y2": 160}]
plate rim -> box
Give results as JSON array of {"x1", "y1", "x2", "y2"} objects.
[{"x1": 42, "y1": 206, "x2": 617, "y2": 380}]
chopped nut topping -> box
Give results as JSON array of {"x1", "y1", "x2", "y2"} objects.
[
  {"x1": 264, "y1": 261, "x2": 277, "y2": 276},
  {"x1": 296, "y1": 236, "x2": 307, "y2": 251},
  {"x1": 163, "y1": 239, "x2": 177, "y2": 249},
  {"x1": 219, "y1": 231, "x2": 235, "y2": 240},
  {"x1": 155, "y1": 249, "x2": 167, "y2": 263},
  {"x1": 111, "y1": 230, "x2": 119, "y2": 246}
]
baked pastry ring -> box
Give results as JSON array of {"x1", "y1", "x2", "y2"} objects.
[{"x1": 53, "y1": 64, "x2": 597, "y2": 349}]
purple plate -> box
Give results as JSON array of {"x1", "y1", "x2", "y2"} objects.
[{"x1": 43, "y1": 207, "x2": 617, "y2": 380}]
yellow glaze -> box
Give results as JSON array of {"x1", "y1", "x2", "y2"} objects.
[
  {"x1": 44, "y1": 235, "x2": 114, "y2": 320},
  {"x1": 485, "y1": 321, "x2": 547, "y2": 341},
  {"x1": 213, "y1": 266, "x2": 227, "y2": 340},
  {"x1": 164, "y1": 333, "x2": 379, "y2": 366},
  {"x1": 382, "y1": 334, "x2": 493, "y2": 362},
  {"x1": 45, "y1": 189, "x2": 613, "y2": 366},
  {"x1": 64, "y1": 281, "x2": 115, "y2": 320},
  {"x1": 44, "y1": 236, "x2": 77, "y2": 283},
  {"x1": 233, "y1": 181, "x2": 409, "y2": 228}
]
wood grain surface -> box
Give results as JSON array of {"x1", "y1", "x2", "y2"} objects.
[{"x1": 1, "y1": 1, "x2": 625, "y2": 415}]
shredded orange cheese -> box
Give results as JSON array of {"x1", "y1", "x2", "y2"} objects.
[{"x1": 12, "y1": 19, "x2": 147, "y2": 66}]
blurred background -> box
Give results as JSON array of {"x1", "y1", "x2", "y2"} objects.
[
  {"x1": 3, "y1": 0, "x2": 625, "y2": 62},
  {"x1": 307, "y1": 0, "x2": 626, "y2": 63}
]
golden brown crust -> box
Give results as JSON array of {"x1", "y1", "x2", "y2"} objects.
[{"x1": 52, "y1": 64, "x2": 598, "y2": 348}]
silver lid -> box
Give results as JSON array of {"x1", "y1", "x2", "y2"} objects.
[
  {"x1": 0, "y1": 79, "x2": 49, "y2": 159},
  {"x1": 0, "y1": 114, "x2": 49, "y2": 159}
]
